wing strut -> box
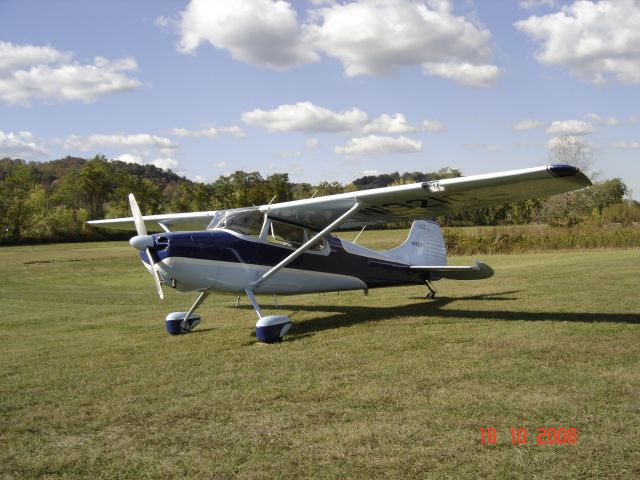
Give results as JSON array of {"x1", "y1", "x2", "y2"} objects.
[{"x1": 250, "y1": 201, "x2": 361, "y2": 291}]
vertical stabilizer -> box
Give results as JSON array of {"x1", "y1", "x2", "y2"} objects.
[{"x1": 384, "y1": 220, "x2": 447, "y2": 266}]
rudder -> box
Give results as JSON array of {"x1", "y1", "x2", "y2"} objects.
[{"x1": 384, "y1": 220, "x2": 447, "y2": 266}]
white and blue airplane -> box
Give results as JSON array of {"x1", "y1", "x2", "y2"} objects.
[{"x1": 88, "y1": 164, "x2": 591, "y2": 342}]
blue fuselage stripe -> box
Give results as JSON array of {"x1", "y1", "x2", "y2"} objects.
[{"x1": 143, "y1": 230, "x2": 427, "y2": 289}]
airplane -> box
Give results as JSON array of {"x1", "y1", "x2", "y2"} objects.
[{"x1": 88, "y1": 164, "x2": 591, "y2": 343}]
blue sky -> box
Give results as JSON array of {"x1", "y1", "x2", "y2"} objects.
[{"x1": 1, "y1": 0, "x2": 639, "y2": 198}]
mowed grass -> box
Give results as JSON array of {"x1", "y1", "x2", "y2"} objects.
[{"x1": 1, "y1": 236, "x2": 639, "y2": 479}]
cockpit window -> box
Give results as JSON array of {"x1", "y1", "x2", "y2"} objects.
[{"x1": 214, "y1": 209, "x2": 263, "y2": 236}]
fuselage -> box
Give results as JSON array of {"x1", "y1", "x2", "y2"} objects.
[{"x1": 141, "y1": 229, "x2": 429, "y2": 295}]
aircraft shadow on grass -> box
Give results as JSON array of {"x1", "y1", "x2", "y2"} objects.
[{"x1": 235, "y1": 290, "x2": 639, "y2": 340}]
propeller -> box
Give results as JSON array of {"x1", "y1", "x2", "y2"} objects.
[{"x1": 128, "y1": 193, "x2": 164, "y2": 300}]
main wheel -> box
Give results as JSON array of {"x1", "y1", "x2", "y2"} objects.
[
  {"x1": 256, "y1": 315, "x2": 292, "y2": 343},
  {"x1": 165, "y1": 312, "x2": 201, "y2": 335}
]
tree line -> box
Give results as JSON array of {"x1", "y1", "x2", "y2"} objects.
[{"x1": 0, "y1": 150, "x2": 638, "y2": 245}]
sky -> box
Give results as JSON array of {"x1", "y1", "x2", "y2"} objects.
[{"x1": 1, "y1": 0, "x2": 639, "y2": 198}]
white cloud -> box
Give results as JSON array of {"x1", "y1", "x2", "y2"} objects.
[
  {"x1": 242, "y1": 101, "x2": 368, "y2": 133},
  {"x1": 0, "y1": 42, "x2": 70, "y2": 75},
  {"x1": 546, "y1": 135, "x2": 588, "y2": 151},
  {"x1": 171, "y1": 0, "x2": 499, "y2": 86},
  {"x1": 213, "y1": 161, "x2": 227, "y2": 168},
  {"x1": 519, "y1": 0, "x2": 557, "y2": 9},
  {"x1": 114, "y1": 153, "x2": 144, "y2": 164},
  {"x1": 150, "y1": 157, "x2": 180, "y2": 170},
  {"x1": 305, "y1": 137, "x2": 320, "y2": 149},
  {"x1": 585, "y1": 113, "x2": 619, "y2": 126},
  {"x1": 335, "y1": 135, "x2": 422, "y2": 156},
  {"x1": 362, "y1": 113, "x2": 418, "y2": 134},
  {"x1": 63, "y1": 133, "x2": 177, "y2": 155},
  {"x1": 630, "y1": 115, "x2": 640, "y2": 124},
  {"x1": 276, "y1": 150, "x2": 302, "y2": 159},
  {"x1": 154, "y1": 15, "x2": 179, "y2": 30},
  {"x1": 307, "y1": 0, "x2": 499, "y2": 85},
  {"x1": 546, "y1": 120, "x2": 596, "y2": 136},
  {"x1": 169, "y1": 124, "x2": 245, "y2": 139},
  {"x1": 61, "y1": 133, "x2": 180, "y2": 172},
  {"x1": 513, "y1": 119, "x2": 544, "y2": 131},
  {"x1": 463, "y1": 143, "x2": 501, "y2": 153},
  {"x1": 0, "y1": 130, "x2": 48, "y2": 158},
  {"x1": 177, "y1": 0, "x2": 317, "y2": 69},
  {"x1": 220, "y1": 125, "x2": 246, "y2": 138},
  {"x1": 611, "y1": 141, "x2": 640, "y2": 150},
  {"x1": 0, "y1": 41, "x2": 141, "y2": 105},
  {"x1": 242, "y1": 101, "x2": 437, "y2": 138},
  {"x1": 515, "y1": 0, "x2": 640, "y2": 85},
  {"x1": 361, "y1": 169, "x2": 380, "y2": 176},
  {"x1": 169, "y1": 127, "x2": 219, "y2": 138},
  {"x1": 422, "y1": 119, "x2": 446, "y2": 132},
  {"x1": 422, "y1": 62, "x2": 500, "y2": 87}
]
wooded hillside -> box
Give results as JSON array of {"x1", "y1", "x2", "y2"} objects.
[{"x1": 0, "y1": 155, "x2": 637, "y2": 244}]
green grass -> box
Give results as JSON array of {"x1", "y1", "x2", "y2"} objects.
[{"x1": 1, "y1": 236, "x2": 639, "y2": 479}]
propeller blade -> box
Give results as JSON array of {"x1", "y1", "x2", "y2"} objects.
[
  {"x1": 128, "y1": 193, "x2": 163, "y2": 300},
  {"x1": 128, "y1": 193, "x2": 147, "y2": 236},
  {"x1": 146, "y1": 247, "x2": 164, "y2": 300}
]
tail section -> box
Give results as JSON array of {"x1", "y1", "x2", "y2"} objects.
[
  {"x1": 386, "y1": 220, "x2": 494, "y2": 281},
  {"x1": 384, "y1": 220, "x2": 447, "y2": 266}
]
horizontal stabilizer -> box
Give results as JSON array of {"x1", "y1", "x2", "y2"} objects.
[{"x1": 410, "y1": 261, "x2": 494, "y2": 280}]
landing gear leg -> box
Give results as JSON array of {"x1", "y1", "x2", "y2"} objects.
[
  {"x1": 245, "y1": 289, "x2": 292, "y2": 343},
  {"x1": 244, "y1": 289, "x2": 263, "y2": 319},
  {"x1": 181, "y1": 291, "x2": 209, "y2": 331},
  {"x1": 425, "y1": 280, "x2": 437, "y2": 300}
]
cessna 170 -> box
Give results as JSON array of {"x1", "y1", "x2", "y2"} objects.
[{"x1": 88, "y1": 164, "x2": 591, "y2": 342}]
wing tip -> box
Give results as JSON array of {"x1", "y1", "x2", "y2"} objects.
[{"x1": 548, "y1": 164, "x2": 592, "y2": 185}]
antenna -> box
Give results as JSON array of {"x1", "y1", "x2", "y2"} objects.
[{"x1": 353, "y1": 225, "x2": 366, "y2": 244}]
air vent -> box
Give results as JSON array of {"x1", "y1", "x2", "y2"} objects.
[{"x1": 156, "y1": 236, "x2": 169, "y2": 250}]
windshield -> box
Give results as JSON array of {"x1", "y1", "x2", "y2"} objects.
[{"x1": 214, "y1": 209, "x2": 263, "y2": 236}]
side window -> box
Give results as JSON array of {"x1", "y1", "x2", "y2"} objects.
[
  {"x1": 270, "y1": 221, "x2": 305, "y2": 247},
  {"x1": 308, "y1": 237, "x2": 327, "y2": 251},
  {"x1": 269, "y1": 221, "x2": 327, "y2": 252}
]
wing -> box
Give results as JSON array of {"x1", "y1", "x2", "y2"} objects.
[
  {"x1": 261, "y1": 165, "x2": 591, "y2": 230},
  {"x1": 88, "y1": 165, "x2": 590, "y2": 232},
  {"x1": 87, "y1": 211, "x2": 220, "y2": 232}
]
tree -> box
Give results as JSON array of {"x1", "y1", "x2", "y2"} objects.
[
  {"x1": 78, "y1": 155, "x2": 114, "y2": 219},
  {"x1": 0, "y1": 161, "x2": 36, "y2": 242},
  {"x1": 110, "y1": 172, "x2": 163, "y2": 217},
  {"x1": 542, "y1": 136, "x2": 595, "y2": 226},
  {"x1": 316, "y1": 181, "x2": 344, "y2": 196},
  {"x1": 548, "y1": 135, "x2": 595, "y2": 178},
  {"x1": 587, "y1": 178, "x2": 627, "y2": 212},
  {"x1": 602, "y1": 199, "x2": 640, "y2": 225},
  {"x1": 265, "y1": 173, "x2": 291, "y2": 203},
  {"x1": 235, "y1": 171, "x2": 267, "y2": 207},
  {"x1": 504, "y1": 199, "x2": 543, "y2": 225},
  {"x1": 291, "y1": 182, "x2": 314, "y2": 200}
]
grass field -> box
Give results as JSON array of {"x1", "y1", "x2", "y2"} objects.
[{"x1": 1, "y1": 234, "x2": 639, "y2": 479}]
